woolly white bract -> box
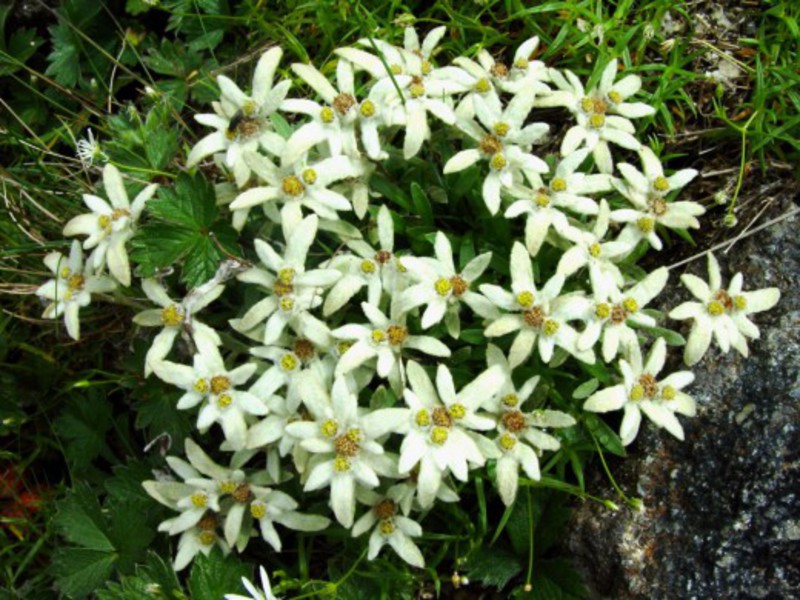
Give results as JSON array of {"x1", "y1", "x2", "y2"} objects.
[{"x1": 37, "y1": 26, "x2": 781, "y2": 578}]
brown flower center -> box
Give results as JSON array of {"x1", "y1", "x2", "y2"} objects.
[
  {"x1": 431, "y1": 407, "x2": 452, "y2": 428},
  {"x1": 501, "y1": 410, "x2": 527, "y2": 433},
  {"x1": 450, "y1": 275, "x2": 468, "y2": 297},
  {"x1": 386, "y1": 325, "x2": 408, "y2": 346},
  {"x1": 333, "y1": 93, "x2": 357, "y2": 115},
  {"x1": 232, "y1": 483, "x2": 252, "y2": 504},
  {"x1": 373, "y1": 499, "x2": 397, "y2": 520},
  {"x1": 524, "y1": 306, "x2": 545, "y2": 328},
  {"x1": 479, "y1": 134, "x2": 503, "y2": 155},
  {"x1": 294, "y1": 339, "x2": 315, "y2": 360}
]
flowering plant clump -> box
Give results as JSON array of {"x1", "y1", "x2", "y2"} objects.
[{"x1": 35, "y1": 26, "x2": 781, "y2": 595}]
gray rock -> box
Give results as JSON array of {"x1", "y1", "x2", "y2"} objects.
[{"x1": 567, "y1": 198, "x2": 800, "y2": 599}]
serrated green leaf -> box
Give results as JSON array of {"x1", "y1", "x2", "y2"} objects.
[
  {"x1": 55, "y1": 394, "x2": 113, "y2": 472},
  {"x1": 147, "y1": 173, "x2": 217, "y2": 228},
  {"x1": 55, "y1": 484, "x2": 114, "y2": 552},
  {"x1": 45, "y1": 23, "x2": 80, "y2": 87},
  {"x1": 182, "y1": 235, "x2": 221, "y2": 286},
  {"x1": 129, "y1": 223, "x2": 197, "y2": 277},
  {"x1": 53, "y1": 548, "x2": 117, "y2": 597},
  {"x1": 188, "y1": 550, "x2": 250, "y2": 600},
  {"x1": 144, "y1": 109, "x2": 178, "y2": 170}
]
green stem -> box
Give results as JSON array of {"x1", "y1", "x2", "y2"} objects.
[
  {"x1": 727, "y1": 110, "x2": 759, "y2": 219},
  {"x1": 590, "y1": 432, "x2": 639, "y2": 510},
  {"x1": 525, "y1": 488, "x2": 535, "y2": 589}
]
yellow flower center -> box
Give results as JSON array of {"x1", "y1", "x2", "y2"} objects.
[
  {"x1": 194, "y1": 379, "x2": 209, "y2": 394},
  {"x1": 543, "y1": 319, "x2": 560, "y2": 336},
  {"x1": 320, "y1": 107, "x2": 335, "y2": 123},
  {"x1": 198, "y1": 530, "x2": 216, "y2": 545},
  {"x1": 361, "y1": 259, "x2": 376, "y2": 274},
  {"x1": 449, "y1": 403, "x2": 466, "y2": 419},
  {"x1": 217, "y1": 393, "x2": 233, "y2": 408},
  {"x1": 434, "y1": 277, "x2": 452, "y2": 296},
  {"x1": 489, "y1": 153, "x2": 507, "y2": 171},
  {"x1": 321, "y1": 419, "x2": 339, "y2": 438},
  {"x1": 430, "y1": 426, "x2": 449, "y2": 445},
  {"x1": 191, "y1": 492, "x2": 207, "y2": 508},
  {"x1": 279, "y1": 296, "x2": 294, "y2": 312},
  {"x1": 534, "y1": 193, "x2": 550, "y2": 207},
  {"x1": 589, "y1": 113, "x2": 606, "y2": 129},
  {"x1": 661, "y1": 385, "x2": 677, "y2": 401},
  {"x1": 280, "y1": 353, "x2": 298, "y2": 371},
  {"x1": 499, "y1": 432, "x2": 517, "y2": 450},
  {"x1": 219, "y1": 481, "x2": 236, "y2": 494},
  {"x1": 421, "y1": 60, "x2": 433, "y2": 75},
  {"x1": 580, "y1": 97, "x2": 595, "y2": 112},
  {"x1": 59, "y1": 266, "x2": 71, "y2": 279},
  {"x1": 595, "y1": 303, "x2": 611, "y2": 319},
  {"x1": 334, "y1": 456, "x2": 351, "y2": 472},
  {"x1": 161, "y1": 304, "x2": 184, "y2": 326},
  {"x1": 415, "y1": 409, "x2": 431, "y2": 427},
  {"x1": 551, "y1": 177, "x2": 567, "y2": 192},
  {"x1": 282, "y1": 175, "x2": 305, "y2": 197},
  {"x1": 250, "y1": 502, "x2": 267, "y2": 520},
  {"x1": 629, "y1": 384, "x2": 644, "y2": 401},
  {"x1": 733, "y1": 295, "x2": 747, "y2": 311},
  {"x1": 622, "y1": 297, "x2": 639, "y2": 313},
  {"x1": 379, "y1": 519, "x2": 396, "y2": 535},
  {"x1": 607, "y1": 90, "x2": 622, "y2": 104},
  {"x1": 493, "y1": 122, "x2": 510, "y2": 137},
  {"x1": 653, "y1": 176, "x2": 670, "y2": 192},
  {"x1": 278, "y1": 268, "x2": 295, "y2": 284},
  {"x1": 502, "y1": 393, "x2": 519, "y2": 407},
  {"x1": 474, "y1": 78, "x2": 491, "y2": 94},
  {"x1": 409, "y1": 82, "x2": 425, "y2": 98},
  {"x1": 371, "y1": 329, "x2": 386, "y2": 344},
  {"x1": 67, "y1": 274, "x2": 85, "y2": 291},
  {"x1": 302, "y1": 168, "x2": 317, "y2": 185},
  {"x1": 516, "y1": 291, "x2": 535, "y2": 308},
  {"x1": 98, "y1": 214, "x2": 111, "y2": 230},
  {"x1": 707, "y1": 300, "x2": 725, "y2": 316},
  {"x1": 637, "y1": 217, "x2": 655, "y2": 233},
  {"x1": 360, "y1": 99, "x2": 376, "y2": 118},
  {"x1": 589, "y1": 243, "x2": 602, "y2": 257},
  {"x1": 389, "y1": 64, "x2": 403, "y2": 75}
]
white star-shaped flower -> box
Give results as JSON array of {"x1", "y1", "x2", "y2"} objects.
[
  {"x1": 668, "y1": 252, "x2": 780, "y2": 366},
  {"x1": 583, "y1": 338, "x2": 696, "y2": 445},
  {"x1": 225, "y1": 566, "x2": 279, "y2": 600},
  {"x1": 63, "y1": 163, "x2": 157, "y2": 286}
]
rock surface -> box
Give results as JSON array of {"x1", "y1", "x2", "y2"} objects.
[{"x1": 567, "y1": 197, "x2": 800, "y2": 599}]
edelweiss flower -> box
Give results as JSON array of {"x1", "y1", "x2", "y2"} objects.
[
  {"x1": 63, "y1": 163, "x2": 157, "y2": 286},
  {"x1": 481, "y1": 243, "x2": 594, "y2": 367},
  {"x1": 505, "y1": 149, "x2": 610, "y2": 256},
  {"x1": 504, "y1": 36, "x2": 552, "y2": 95},
  {"x1": 152, "y1": 345, "x2": 265, "y2": 450},
  {"x1": 484, "y1": 345, "x2": 575, "y2": 505},
  {"x1": 331, "y1": 300, "x2": 450, "y2": 393},
  {"x1": 396, "y1": 361, "x2": 503, "y2": 508},
  {"x1": 186, "y1": 48, "x2": 290, "y2": 187},
  {"x1": 557, "y1": 199, "x2": 634, "y2": 296},
  {"x1": 133, "y1": 277, "x2": 224, "y2": 376},
  {"x1": 444, "y1": 94, "x2": 549, "y2": 214},
  {"x1": 399, "y1": 231, "x2": 497, "y2": 337},
  {"x1": 230, "y1": 151, "x2": 364, "y2": 230},
  {"x1": 541, "y1": 60, "x2": 655, "y2": 173},
  {"x1": 285, "y1": 374, "x2": 402, "y2": 527},
  {"x1": 36, "y1": 241, "x2": 116, "y2": 340},
  {"x1": 225, "y1": 566, "x2": 278, "y2": 600},
  {"x1": 248, "y1": 336, "x2": 327, "y2": 403},
  {"x1": 324, "y1": 205, "x2": 407, "y2": 315},
  {"x1": 610, "y1": 147, "x2": 704, "y2": 250},
  {"x1": 583, "y1": 338, "x2": 696, "y2": 445},
  {"x1": 352, "y1": 486, "x2": 425, "y2": 568},
  {"x1": 577, "y1": 267, "x2": 668, "y2": 362},
  {"x1": 668, "y1": 252, "x2": 780, "y2": 366},
  {"x1": 234, "y1": 214, "x2": 337, "y2": 346},
  {"x1": 451, "y1": 49, "x2": 523, "y2": 118}
]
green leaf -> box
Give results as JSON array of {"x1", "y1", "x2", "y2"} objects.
[
  {"x1": 53, "y1": 548, "x2": 117, "y2": 597},
  {"x1": 188, "y1": 550, "x2": 250, "y2": 600},
  {"x1": 637, "y1": 324, "x2": 686, "y2": 346},
  {"x1": 464, "y1": 545, "x2": 522, "y2": 589},
  {"x1": 147, "y1": 173, "x2": 217, "y2": 228},
  {"x1": 55, "y1": 394, "x2": 113, "y2": 473},
  {"x1": 572, "y1": 378, "x2": 599, "y2": 400},
  {"x1": 45, "y1": 23, "x2": 80, "y2": 87},
  {"x1": 410, "y1": 182, "x2": 434, "y2": 225},
  {"x1": 143, "y1": 108, "x2": 178, "y2": 170},
  {"x1": 55, "y1": 485, "x2": 114, "y2": 552},
  {"x1": 583, "y1": 414, "x2": 626, "y2": 457}
]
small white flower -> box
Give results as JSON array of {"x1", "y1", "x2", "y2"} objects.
[
  {"x1": 36, "y1": 241, "x2": 116, "y2": 340},
  {"x1": 152, "y1": 345, "x2": 266, "y2": 450},
  {"x1": 186, "y1": 48, "x2": 290, "y2": 187},
  {"x1": 583, "y1": 338, "x2": 696, "y2": 445},
  {"x1": 63, "y1": 163, "x2": 158, "y2": 286},
  {"x1": 444, "y1": 93, "x2": 549, "y2": 214},
  {"x1": 395, "y1": 361, "x2": 503, "y2": 508},
  {"x1": 504, "y1": 36, "x2": 552, "y2": 95},
  {"x1": 332, "y1": 300, "x2": 451, "y2": 393},
  {"x1": 75, "y1": 128, "x2": 107, "y2": 168},
  {"x1": 577, "y1": 268, "x2": 669, "y2": 362},
  {"x1": 225, "y1": 566, "x2": 278, "y2": 600},
  {"x1": 133, "y1": 277, "x2": 224, "y2": 376},
  {"x1": 285, "y1": 373, "x2": 403, "y2": 527},
  {"x1": 541, "y1": 60, "x2": 655, "y2": 173},
  {"x1": 234, "y1": 214, "x2": 338, "y2": 346},
  {"x1": 557, "y1": 199, "x2": 634, "y2": 296},
  {"x1": 352, "y1": 486, "x2": 425, "y2": 568},
  {"x1": 610, "y1": 148, "x2": 704, "y2": 250},
  {"x1": 668, "y1": 252, "x2": 780, "y2": 366},
  {"x1": 399, "y1": 231, "x2": 497, "y2": 337},
  {"x1": 505, "y1": 149, "x2": 610, "y2": 256},
  {"x1": 481, "y1": 242, "x2": 594, "y2": 367}
]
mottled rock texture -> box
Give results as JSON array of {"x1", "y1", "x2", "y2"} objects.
[{"x1": 567, "y1": 198, "x2": 799, "y2": 599}]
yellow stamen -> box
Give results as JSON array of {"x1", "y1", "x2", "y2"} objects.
[
  {"x1": 489, "y1": 153, "x2": 507, "y2": 171},
  {"x1": 371, "y1": 329, "x2": 386, "y2": 344},
  {"x1": 589, "y1": 113, "x2": 606, "y2": 129},
  {"x1": 543, "y1": 319, "x2": 560, "y2": 336},
  {"x1": 499, "y1": 432, "x2": 517, "y2": 450},
  {"x1": 474, "y1": 78, "x2": 491, "y2": 94},
  {"x1": 449, "y1": 403, "x2": 466, "y2": 419},
  {"x1": 622, "y1": 297, "x2": 639, "y2": 313},
  {"x1": 250, "y1": 502, "x2": 266, "y2": 520},
  {"x1": 217, "y1": 393, "x2": 233, "y2": 408},
  {"x1": 282, "y1": 176, "x2": 305, "y2": 197},
  {"x1": 653, "y1": 176, "x2": 670, "y2": 192},
  {"x1": 360, "y1": 99, "x2": 376, "y2": 118},
  {"x1": 595, "y1": 303, "x2": 611, "y2": 319},
  {"x1": 415, "y1": 409, "x2": 431, "y2": 427},
  {"x1": 320, "y1": 107, "x2": 335, "y2": 123},
  {"x1": 334, "y1": 456, "x2": 351, "y2": 472},
  {"x1": 430, "y1": 426, "x2": 449, "y2": 445},
  {"x1": 161, "y1": 304, "x2": 184, "y2": 326},
  {"x1": 551, "y1": 177, "x2": 567, "y2": 192},
  {"x1": 637, "y1": 217, "x2": 655, "y2": 233},
  {"x1": 707, "y1": 301, "x2": 725, "y2": 316},
  {"x1": 321, "y1": 419, "x2": 338, "y2": 438},
  {"x1": 191, "y1": 492, "x2": 207, "y2": 508},
  {"x1": 517, "y1": 291, "x2": 534, "y2": 308},
  {"x1": 280, "y1": 353, "x2": 297, "y2": 371},
  {"x1": 502, "y1": 393, "x2": 519, "y2": 407},
  {"x1": 301, "y1": 168, "x2": 317, "y2": 185},
  {"x1": 434, "y1": 277, "x2": 452, "y2": 296},
  {"x1": 493, "y1": 122, "x2": 510, "y2": 137},
  {"x1": 361, "y1": 259, "x2": 376, "y2": 274}
]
